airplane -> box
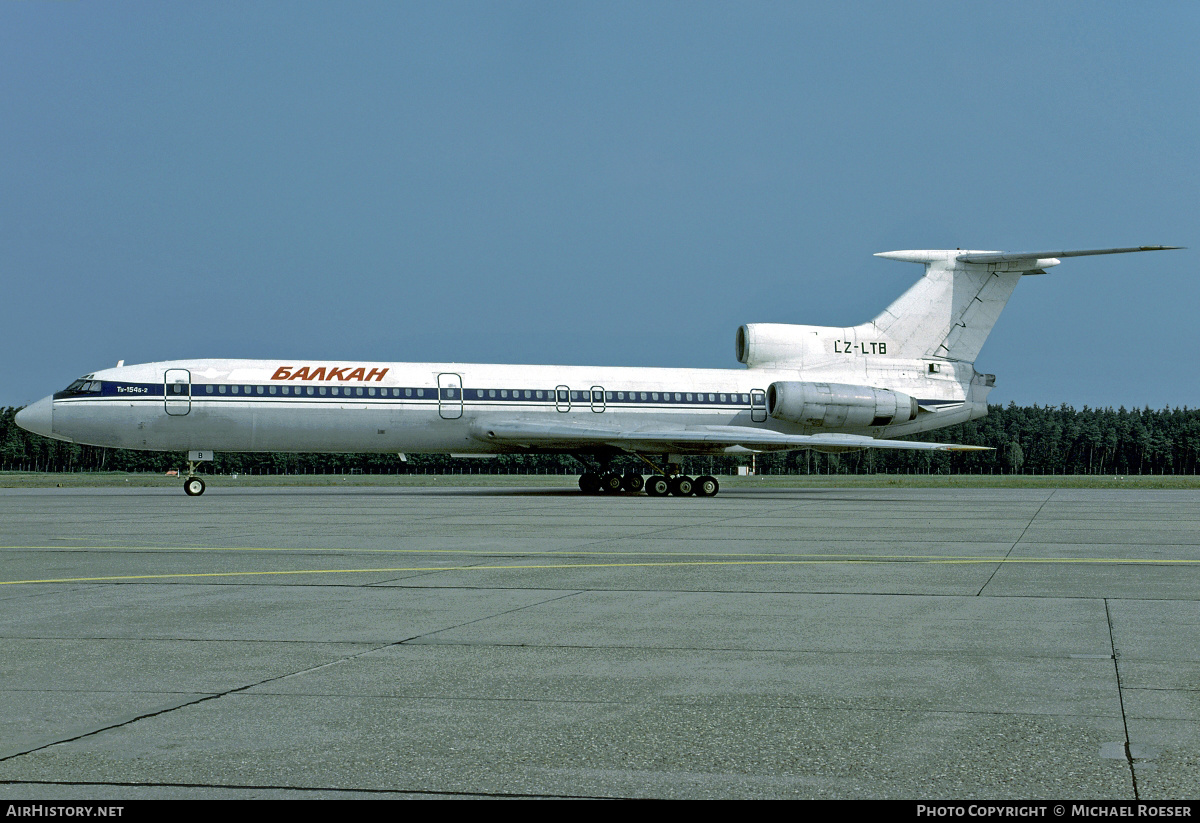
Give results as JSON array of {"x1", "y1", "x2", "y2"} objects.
[{"x1": 15, "y1": 245, "x2": 1181, "y2": 497}]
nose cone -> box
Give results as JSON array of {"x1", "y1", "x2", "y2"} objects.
[{"x1": 15, "y1": 396, "x2": 54, "y2": 438}]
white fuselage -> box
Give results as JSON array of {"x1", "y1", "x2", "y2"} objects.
[{"x1": 40, "y1": 357, "x2": 990, "y2": 455}]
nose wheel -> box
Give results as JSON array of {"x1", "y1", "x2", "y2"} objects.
[{"x1": 183, "y1": 456, "x2": 207, "y2": 496}]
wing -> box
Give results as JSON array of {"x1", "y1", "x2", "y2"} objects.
[{"x1": 470, "y1": 419, "x2": 991, "y2": 454}]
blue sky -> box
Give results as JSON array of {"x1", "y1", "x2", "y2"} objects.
[{"x1": 3, "y1": 2, "x2": 1196, "y2": 408}]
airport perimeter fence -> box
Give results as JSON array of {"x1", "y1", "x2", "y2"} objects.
[{"x1": 5, "y1": 404, "x2": 1200, "y2": 476}]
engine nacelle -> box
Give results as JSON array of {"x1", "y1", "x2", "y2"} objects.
[
  {"x1": 767, "y1": 381, "x2": 918, "y2": 428},
  {"x1": 736, "y1": 324, "x2": 816, "y2": 368}
]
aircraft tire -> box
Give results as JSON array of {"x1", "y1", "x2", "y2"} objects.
[
  {"x1": 184, "y1": 477, "x2": 206, "y2": 496},
  {"x1": 600, "y1": 472, "x2": 624, "y2": 493},
  {"x1": 621, "y1": 473, "x2": 645, "y2": 493},
  {"x1": 579, "y1": 472, "x2": 603, "y2": 494},
  {"x1": 694, "y1": 475, "x2": 720, "y2": 497},
  {"x1": 670, "y1": 476, "x2": 695, "y2": 496},
  {"x1": 645, "y1": 475, "x2": 671, "y2": 497}
]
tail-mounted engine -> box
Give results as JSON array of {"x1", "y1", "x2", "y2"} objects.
[
  {"x1": 736, "y1": 324, "x2": 817, "y2": 368},
  {"x1": 766, "y1": 381, "x2": 918, "y2": 428}
]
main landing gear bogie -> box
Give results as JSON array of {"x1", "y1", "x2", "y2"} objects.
[
  {"x1": 579, "y1": 471, "x2": 646, "y2": 495},
  {"x1": 582, "y1": 472, "x2": 719, "y2": 498}
]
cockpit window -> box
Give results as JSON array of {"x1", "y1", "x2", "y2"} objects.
[{"x1": 62, "y1": 379, "x2": 102, "y2": 394}]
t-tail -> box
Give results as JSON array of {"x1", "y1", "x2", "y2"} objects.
[{"x1": 736, "y1": 246, "x2": 1182, "y2": 371}]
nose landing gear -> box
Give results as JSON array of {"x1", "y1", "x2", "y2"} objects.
[{"x1": 182, "y1": 450, "x2": 213, "y2": 496}]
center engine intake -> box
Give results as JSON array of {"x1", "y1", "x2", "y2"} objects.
[{"x1": 766, "y1": 381, "x2": 917, "y2": 428}]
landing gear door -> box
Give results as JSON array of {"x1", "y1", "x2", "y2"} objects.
[
  {"x1": 164, "y1": 369, "x2": 191, "y2": 416},
  {"x1": 751, "y1": 389, "x2": 767, "y2": 423},
  {"x1": 438, "y1": 373, "x2": 463, "y2": 419}
]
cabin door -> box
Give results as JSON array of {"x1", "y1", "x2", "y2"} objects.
[
  {"x1": 438, "y1": 373, "x2": 463, "y2": 419},
  {"x1": 164, "y1": 369, "x2": 191, "y2": 416},
  {"x1": 750, "y1": 389, "x2": 767, "y2": 423}
]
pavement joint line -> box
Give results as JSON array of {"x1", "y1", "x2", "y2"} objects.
[
  {"x1": 976, "y1": 489, "x2": 1057, "y2": 596},
  {"x1": 12, "y1": 532, "x2": 1200, "y2": 550},
  {"x1": 0, "y1": 643, "x2": 1143, "y2": 661},
  {"x1": 364, "y1": 558, "x2": 529, "y2": 587},
  {"x1": 400, "y1": 640, "x2": 1135, "y2": 658},
  {"x1": 14, "y1": 544, "x2": 1200, "y2": 561},
  {"x1": 0, "y1": 779, "x2": 627, "y2": 799},
  {"x1": 0, "y1": 693, "x2": 221, "y2": 764},
  {"x1": 4, "y1": 583, "x2": 1196, "y2": 605},
  {"x1": 0, "y1": 632, "x2": 448, "y2": 764},
  {"x1": 4, "y1": 555, "x2": 1200, "y2": 586},
  {"x1": 1106, "y1": 598, "x2": 1139, "y2": 800},
  {"x1": 218, "y1": 691, "x2": 1129, "y2": 719},
  {"x1": 392, "y1": 589, "x2": 587, "y2": 645},
  {"x1": 0, "y1": 638, "x2": 1157, "y2": 662}
]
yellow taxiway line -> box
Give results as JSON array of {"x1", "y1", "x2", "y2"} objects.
[{"x1": 2, "y1": 554, "x2": 1198, "y2": 586}]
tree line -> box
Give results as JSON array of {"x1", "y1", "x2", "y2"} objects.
[{"x1": 2, "y1": 403, "x2": 1199, "y2": 476}]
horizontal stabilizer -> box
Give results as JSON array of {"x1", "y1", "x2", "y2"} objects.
[
  {"x1": 956, "y1": 246, "x2": 1182, "y2": 264},
  {"x1": 870, "y1": 244, "x2": 1183, "y2": 362}
]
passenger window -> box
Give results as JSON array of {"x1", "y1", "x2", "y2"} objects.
[
  {"x1": 257, "y1": 386, "x2": 264, "y2": 395},
  {"x1": 205, "y1": 385, "x2": 213, "y2": 394},
  {"x1": 318, "y1": 387, "x2": 327, "y2": 396},
  {"x1": 406, "y1": 389, "x2": 413, "y2": 397},
  {"x1": 674, "y1": 393, "x2": 681, "y2": 401},
  {"x1": 368, "y1": 388, "x2": 376, "y2": 396},
  {"x1": 306, "y1": 387, "x2": 314, "y2": 396},
  {"x1": 686, "y1": 393, "x2": 693, "y2": 401},
  {"x1": 417, "y1": 389, "x2": 424, "y2": 397},
  {"x1": 651, "y1": 393, "x2": 659, "y2": 401},
  {"x1": 231, "y1": 385, "x2": 239, "y2": 394},
  {"x1": 708, "y1": 393, "x2": 715, "y2": 402},
  {"x1": 536, "y1": 390, "x2": 544, "y2": 399},
  {"x1": 269, "y1": 386, "x2": 276, "y2": 395},
  {"x1": 524, "y1": 390, "x2": 531, "y2": 399},
  {"x1": 639, "y1": 392, "x2": 647, "y2": 401},
  {"x1": 720, "y1": 394, "x2": 727, "y2": 402},
  {"x1": 332, "y1": 387, "x2": 340, "y2": 396}
]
